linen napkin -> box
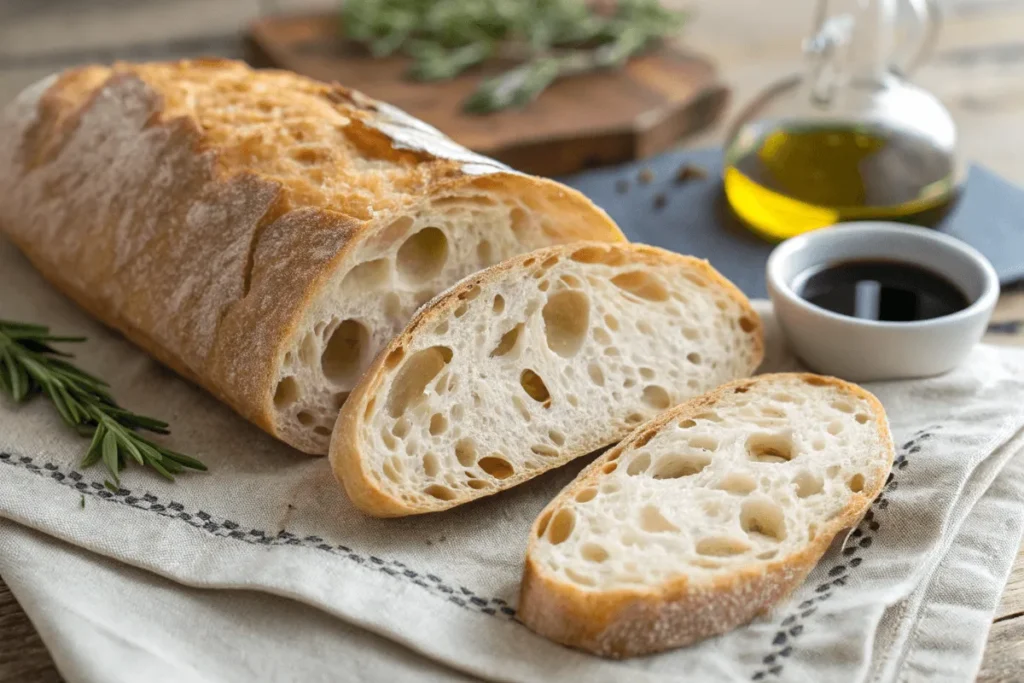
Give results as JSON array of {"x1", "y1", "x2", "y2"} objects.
[{"x1": 2, "y1": 235, "x2": 1024, "y2": 682}]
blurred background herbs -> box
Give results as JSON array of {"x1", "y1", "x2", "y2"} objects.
[{"x1": 340, "y1": 0, "x2": 687, "y2": 113}]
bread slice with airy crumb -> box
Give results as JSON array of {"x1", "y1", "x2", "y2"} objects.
[
  {"x1": 0, "y1": 59, "x2": 623, "y2": 456},
  {"x1": 518, "y1": 373, "x2": 894, "y2": 658},
  {"x1": 330, "y1": 242, "x2": 763, "y2": 516}
]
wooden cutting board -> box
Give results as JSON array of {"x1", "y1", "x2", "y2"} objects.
[{"x1": 244, "y1": 13, "x2": 728, "y2": 176}]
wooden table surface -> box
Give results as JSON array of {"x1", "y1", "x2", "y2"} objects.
[{"x1": 2, "y1": 0, "x2": 1024, "y2": 681}]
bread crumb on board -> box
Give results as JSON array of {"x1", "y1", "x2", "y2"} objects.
[{"x1": 674, "y1": 163, "x2": 708, "y2": 184}]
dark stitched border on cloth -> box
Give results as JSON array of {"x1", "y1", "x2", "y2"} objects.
[
  {"x1": 1, "y1": 425, "x2": 931, "y2": 665},
  {"x1": 0, "y1": 452, "x2": 517, "y2": 620},
  {"x1": 749, "y1": 426, "x2": 932, "y2": 680}
]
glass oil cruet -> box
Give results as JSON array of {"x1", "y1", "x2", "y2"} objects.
[{"x1": 723, "y1": 0, "x2": 959, "y2": 241}]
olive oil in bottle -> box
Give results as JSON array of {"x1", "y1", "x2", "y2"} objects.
[{"x1": 724, "y1": 123, "x2": 959, "y2": 241}]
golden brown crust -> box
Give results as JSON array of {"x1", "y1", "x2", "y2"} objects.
[
  {"x1": 0, "y1": 60, "x2": 623, "y2": 454},
  {"x1": 517, "y1": 373, "x2": 894, "y2": 658},
  {"x1": 330, "y1": 241, "x2": 765, "y2": 517}
]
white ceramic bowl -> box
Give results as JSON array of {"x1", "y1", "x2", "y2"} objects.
[{"x1": 766, "y1": 222, "x2": 999, "y2": 381}]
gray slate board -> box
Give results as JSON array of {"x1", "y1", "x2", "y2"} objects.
[{"x1": 562, "y1": 147, "x2": 1024, "y2": 299}]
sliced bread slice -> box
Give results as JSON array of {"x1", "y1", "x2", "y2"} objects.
[
  {"x1": 330, "y1": 242, "x2": 764, "y2": 516},
  {"x1": 518, "y1": 373, "x2": 894, "y2": 658},
  {"x1": 0, "y1": 61, "x2": 624, "y2": 456}
]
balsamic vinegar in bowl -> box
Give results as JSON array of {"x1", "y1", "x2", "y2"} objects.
[
  {"x1": 793, "y1": 260, "x2": 970, "y2": 322},
  {"x1": 766, "y1": 222, "x2": 999, "y2": 381}
]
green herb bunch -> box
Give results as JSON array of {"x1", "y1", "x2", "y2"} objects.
[
  {"x1": 0, "y1": 320, "x2": 205, "y2": 488},
  {"x1": 341, "y1": 0, "x2": 687, "y2": 113}
]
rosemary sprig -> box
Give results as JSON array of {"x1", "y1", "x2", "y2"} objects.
[
  {"x1": 464, "y1": 56, "x2": 564, "y2": 114},
  {"x1": 341, "y1": 0, "x2": 687, "y2": 114},
  {"x1": 0, "y1": 319, "x2": 206, "y2": 487}
]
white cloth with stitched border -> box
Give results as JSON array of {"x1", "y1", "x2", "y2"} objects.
[{"x1": 1, "y1": 236, "x2": 1024, "y2": 683}]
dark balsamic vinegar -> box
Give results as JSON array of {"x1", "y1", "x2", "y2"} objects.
[{"x1": 795, "y1": 260, "x2": 970, "y2": 322}]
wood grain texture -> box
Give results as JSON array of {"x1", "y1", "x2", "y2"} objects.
[
  {"x1": 244, "y1": 13, "x2": 728, "y2": 176},
  {"x1": 3, "y1": 0, "x2": 1024, "y2": 680},
  {"x1": 994, "y1": 542, "x2": 1024, "y2": 623},
  {"x1": 977, "y1": 617, "x2": 1024, "y2": 683}
]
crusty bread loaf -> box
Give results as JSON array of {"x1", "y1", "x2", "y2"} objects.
[
  {"x1": 0, "y1": 59, "x2": 623, "y2": 454},
  {"x1": 331, "y1": 242, "x2": 763, "y2": 516},
  {"x1": 518, "y1": 373, "x2": 893, "y2": 658}
]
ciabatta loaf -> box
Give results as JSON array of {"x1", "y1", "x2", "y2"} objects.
[
  {"x1": 519, "y1": 373, "x2": 893, "y2": 658},
  {"x1": 0, "y1": 59, "x2": 623, "y2": 454},
  {"x1": 331, "y1": 242, "x2": 763, "y2": 516}
]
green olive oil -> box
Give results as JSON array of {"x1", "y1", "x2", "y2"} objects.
[{"x1": 724, "y1": 124, "x2": 959, "y2": 241}]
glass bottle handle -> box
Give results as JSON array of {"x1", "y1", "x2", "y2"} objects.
[
  {"x1": 803, "y1": 12, "x2": 855, "y2": 105},
  {"x1": 892, "y1": 0, "x2": 941, "y2": 76}
]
